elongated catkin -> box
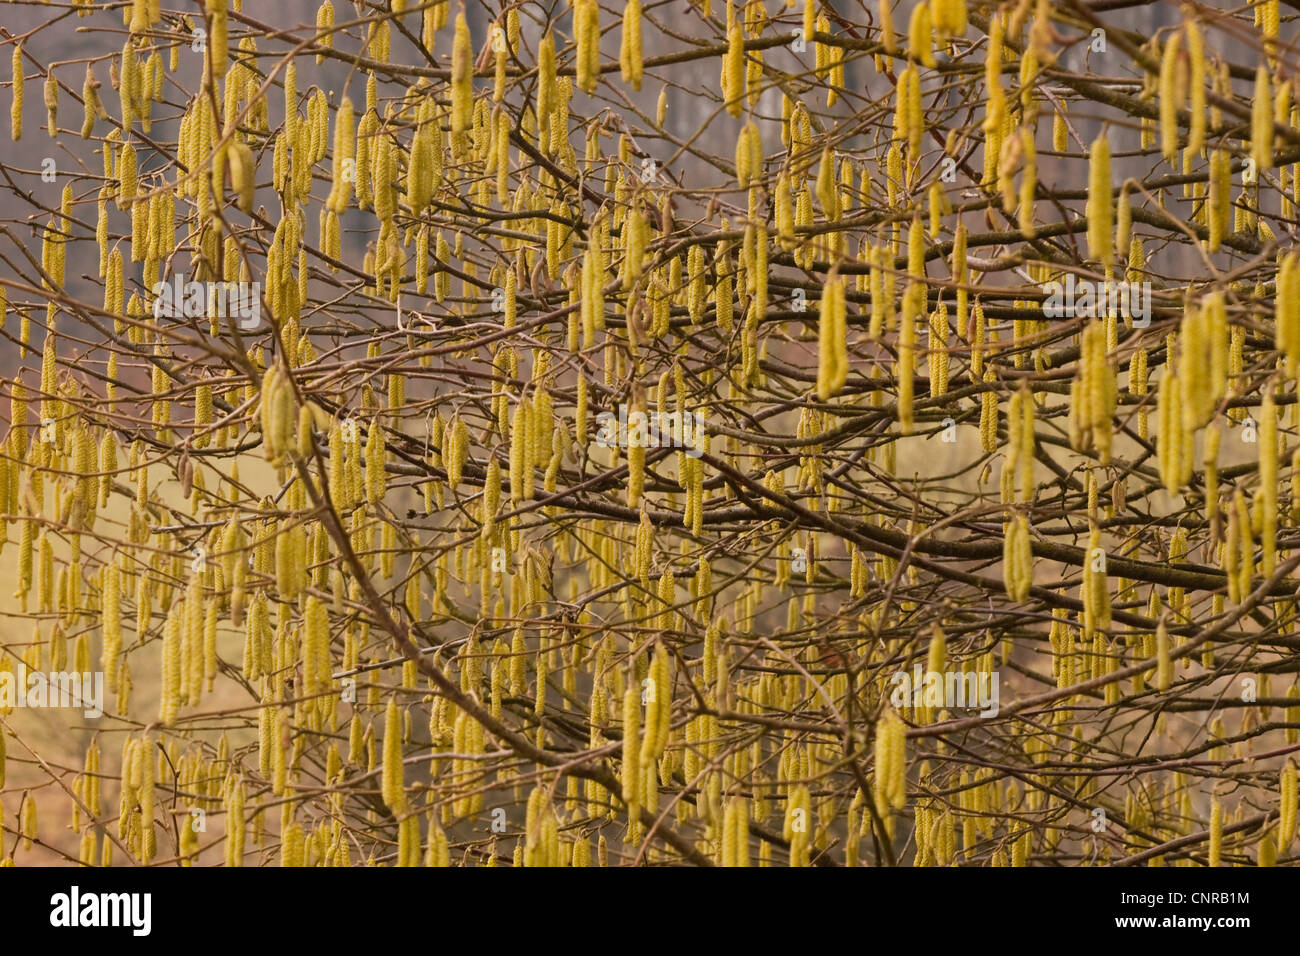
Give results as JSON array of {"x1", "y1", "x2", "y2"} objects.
[
  {"x1": 1087, "y1": 132, "x2": 1113, "y2": 266},
  {"x1": 1254, "y1": 64, "x2": 1273, "y2": 172},
  {"x1": 451, "y1": 13, "x2": 473, "y2": 134},
  {"x1": 10, "y1": 44, "x2": 22, "y2": 140},
  {"x1": 621, "y1": 0, "x2": 643, "y2": 90},
  {"x1": 817, "y1": 271, "x2": 848, "y2": 399}
]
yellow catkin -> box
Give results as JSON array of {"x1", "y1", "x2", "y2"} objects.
[
  {"x1": 314, "y1": 0, "x2": 334, "y2": 63},
  {"x1": 381, "y1": 697, "x2": 407, "y2": 814},
  {"x1": 1234, "y1": 490, "x2": 1254, "y2": 602},
  {"x1": 1158, "y1": 31, "x2": 1182, "y2": 163},
  {"x1": 227, "y1": 140, "x2": 254, "y2": 213},
  {"x1": 1113, "y1": 184, "x2": 1132, "y2": 265},
  {"x1": 1253, "y1": 64, "x2": 1273, "y2": 173},
  {"x1": 935, "y1": 0, "x2": 967, "y2": 40},
  {"x1": 20, "y1": 792, "x2": 38, "y2": 850},
  {"x1": 929, "y1": 302, "x2": 949, "y2": 398},
  {"x1": 102, "y1": 563, "x2": 122, "y2": 690},
  {"x1": 723, "y1": 19, "x2": 744, "y2": 118},
  {"x1": 43, "y1": 69, "x2": 57, "y2": 138},
  {"x1": 537, "y1": 32, "x2": 558, "y2": 142},
  {"x1": 1082, "y1": 525, "x2": 1110, "y2": 642},
  {"x1": 575, "y1": 0, "x2": 600, "y2": 95},
  {"x1": 303, "y1": 595, "x2": 329, "y2": 699},
  {"x1": 786, "y1": 784, "x2": 811, "y2": 865},
  {"x1": 722, "y1": 796, "x2": 750, "y2": 866},
  {"x1": 1078, "y1": 321, "x2": 1116, "y2": 464},
  {"x1": 259, "y1": 364, "x2": 296, "y2": 467},
  {"x1": 365, "y1": 421, "x2": 387, "y2": 504},
  {"x1": 1208, "y1": 148, "x2": 1230, "y2": 252},
  {"x1": 621, "y1": 681, "x2": 641, "y2": 821},
  {"x1": 879, "y1": 0, "x2": 897, "y2": 54},
  {"x1": 898, "y1": 64, "x2": 922, "y2": 160},
  {"x1": 1087, "y1": 132, "x2": 1113, "y2": 266},
  {"x1": 1185, "y1": 19, "x2": 1205, "y2": 157},
  {"x1": 621, "y1": 0, "x2": 643, "y2": 90},
  {"x1": 1261, "y1": 0, "x2": 1280, "y2": 63},
  {"x1": 117, "y1": 142, "x2": 137, "y2": 213},
  {"x1": 451, "y1": 13, "x2": 473, "y2": 135},
  {"x1": 898, "y1": 282, "x2": 919, "y2": 434},
  {"x1": 1260, "y1": 831, "x2": 1277, "y2": 867},
  {"x1": 1154, "y1": 617, "x2": 1171, "y2": 692},
  {"x1": 1016, "y1": 130, "x2": 1037, "y2": 236},
  {"x1": 1278, "y1": 253, "x2": 1300, "y2": 374},
  {"x1": 1008, "y1": 387, "x2": 1034, "y2": 501},
  {"x1": 817, "y1": 271, "x2": 848, "y2": 399},
  {"x1": 874, "y1": 708, "x2": 907, "y2": 812},
  {"x1": 1004, "y1": 513, "x2": 1032, "y2": 602},
  {"x1": 980, "y1": 371, "x2": 998, "y2": 453},
  {"x1": 1260, "y1": 393, "x2": 1278, "y2": 577},
  {"x1": 1280, "y1": 763, "x2": 1298, "y2": 848},
  {"x1": 981, "y1": 20, "x2": 1005, "y2": 185},
  {"x1": 1208, "y1": 795, "x2": 1223, "y2": 866},
  {"x1": 207, "y1": 0, "x2": 227, "y2": 80},
  {"x1": 10, "y1": 44, "x2": 22, "y2": 141},
  {"x1": 736, "y1": 122, "x2": 758, "y2": 190},
  {"x1": 627, "y1": 393, "x2": 646, "y2": 508},
  {"x1": 639, "y1": 644, "x2": 671, "y2": 768},
  {"x1": 326, "y1": 96, "x2": 354, "y2": 213},
  {"x1": 159, "y1": 606, "x2": 181, "y2": 726},
  {"x1": 907, "y1": 0, "x2": 935, "y2": 68}
]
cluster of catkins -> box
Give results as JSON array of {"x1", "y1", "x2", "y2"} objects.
[{"x1": 2, "y1": 0, "x2": 1300, "y2": 869}]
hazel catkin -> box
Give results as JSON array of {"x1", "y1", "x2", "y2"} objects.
[
  {"x1": 816, "y1": 270, "x2": 848, "y2": 400},
  {"x1": 10, "y1": 44, "x2": 22, "y2": 141}
]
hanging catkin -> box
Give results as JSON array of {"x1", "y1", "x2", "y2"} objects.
[
  {"x1": 325, "y1": 96, "x2": 354, "y2": 213},
  {"x1": 1253, "y1": 64, "x2": 1273, "y2": 172},
  {"x1": 1281, "y1": 763, "x2": 1298, "y2": 847},
  {"x1": 620, "y1": 0, "x2": 643, "y2": 90},
  {"x1": 1185, "y1": 18, "x2": 1205, "y2": 157},
  {"x1": 1003, "y1": 513, "x2": 1032, "y2": 602},
  {"x1": 381, "y1": 697, "x2": 407, "y2": 814},
  {"x1": 451, "y1": 13, "x2": 473, "y2": 135},
  {"x1": 575, "y1": 0, "x2": 600, "y2": 95},
  {"x1": 1260, "y1": 393, "x2": 1278, "y2": 577},
  {"x1": 817, "y1": 270, "x2": 848, "y2": 399},
  {"x1": 874, "y1": 708, "x2": 907, "y2": 812},
  {"x1": 10, "y1": 44, "x2": 23, "y2": 140},
  {"x1": 1086, "y1": 132, "x2": 1113, "y2": 266},
  {"x1": 1158, "y1": 31, "x2": 1183, "y2": 164},
  {"x1": 43, "y1": 69, "x2": 57, "y2": 138}
]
